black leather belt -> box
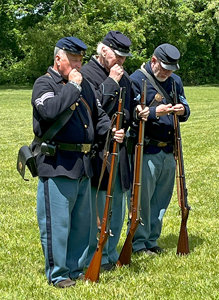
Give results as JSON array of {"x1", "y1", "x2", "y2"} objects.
[
  {"x1": 57, "y1": 143, "x2": 91, "y2": 153},
  {"x1": 144, "y1": 138, "x2": 172, "y2": 148}
]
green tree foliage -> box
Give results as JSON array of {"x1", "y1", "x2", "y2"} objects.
[
  {"x1": 0, "y1": 0, "x2": 53, "y2": 83},
  {"x1": 14, "y1": 0, "x2": 54, "y2": 31},
  {"x1": 1, "y1": 0, "x2": 219, "y2": 85},
  {"x1": 176, "y1": 0, "x2": 219, "y2": 84},
  {"x1": 0, "y1": 1, "x2": 21, "y2": 65}
]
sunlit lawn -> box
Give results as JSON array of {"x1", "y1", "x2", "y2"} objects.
[{"x1": 0, "y1": 85, "x2": 219, "y2": 299}]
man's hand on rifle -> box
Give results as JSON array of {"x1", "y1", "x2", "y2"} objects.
[
  {"x1": 172, "y1": 103, "x2": 185, "y2": 116},
  {"x1": 156, "y1": 103, "x2": 174, "y2": 117},
  {"x1": 112, "y1": 127, "x2": 125, "y2": 143},
  {"x1": 155, "y1": 103, "x2": 185, "y2": 117},
  {"x1": 136, "y1": 105, "x2": 150, "y2": 121}
]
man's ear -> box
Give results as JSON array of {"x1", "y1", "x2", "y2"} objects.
[
  {"x1": 102, "y1": 46, "x2": 107, "y2": 57},
  {"x1": 151, "y1": 55, "x2": 157, "y2": 68},
  {"x1": 55, "y1": 54, "x2": 61, "y2": 65},
  {"x1": 151, "y1": 55, "x2": 156, "y2": 64}
]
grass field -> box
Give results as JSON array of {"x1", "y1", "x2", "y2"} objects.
[{"x1": 1, "y1": 85, "x2": 219, "y2": 300}]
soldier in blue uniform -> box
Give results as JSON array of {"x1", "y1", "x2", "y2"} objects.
[
  {"x1": 32, "y1": 36, "x2": 124, "y2": 288},
  {"x1": 129, "y1": 43, "x2": 190, "y2": 255},
  {"x1": 81, "y1": 31, "x2": 149, "y2": 270}
]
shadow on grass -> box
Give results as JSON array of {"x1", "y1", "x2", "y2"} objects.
[
  {"x1": 115, "y1": 234, "x2": 205, "y2": 276},
  {"x1": 158, "y1": 233, "x2": 204, "y2": 253},
  {"x1": 117, "y1": 233, "x2": 204, "y2": 253}
]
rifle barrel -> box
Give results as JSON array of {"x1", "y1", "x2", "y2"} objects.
[
  {"x1": 117, "y1": 80, "x2": 146, "y2": 266},
  {"x1": 85, "y1": 87, "x2": 126, "y2": 281},
  {"x1": 172, "y1": 81, "x2": 190, "y2": 255}
]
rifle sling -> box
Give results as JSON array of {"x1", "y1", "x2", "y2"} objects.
[
  {"x1": 139, "y1": 64, "x2": 173, "y2": 104},
  {"x1": 95, "y1": 113, "x2": 117, "y2": 228}
]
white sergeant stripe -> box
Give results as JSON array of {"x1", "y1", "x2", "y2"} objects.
[{"x1": 35, "y1": 92, "x2": 55, "y2": 106}]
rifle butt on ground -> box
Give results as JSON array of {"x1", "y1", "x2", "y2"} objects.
[
  {"x1": 84, "y1": 244, "x2": 105, "y2": 282},
  {"x1": 116, "y1": 231, "x2": 133, "y2": 266},
  {"x1": 176, "y1": 209, "x2": 190, "y2": 255}
]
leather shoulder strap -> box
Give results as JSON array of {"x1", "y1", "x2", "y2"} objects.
[
  {"x1": 33, "y1": 104, "x2": 76, "y2": 149},
  {"x1": 139, "y1": 64, "x2": 173, "y2": 104},
  {"x1": 80, "y1": 96, "x2": 92, "y2": 117}
]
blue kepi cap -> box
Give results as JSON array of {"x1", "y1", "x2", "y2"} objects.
[
  {"x1": 56, "y1": 37, "x2": 87, "y2": 55},
  {"x1": 154, "y1": 43, "x2": 180, "y2": 71},
  {"x1": 102, "y1": 30, "x2": 132, "y2": 57}
]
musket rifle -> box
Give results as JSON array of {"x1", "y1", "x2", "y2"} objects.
[
  {"x1": 172, "y1": 80, "x2": 190, "y2": 255},
  {"x1": 117, "y1": 79, "x2": 146, "y2": 266},
  {"x1": 84, "y1": 87, "x2": 126, "y2": 282}
]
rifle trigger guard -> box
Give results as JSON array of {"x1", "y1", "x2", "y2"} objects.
[
  {"x1": 109, "y1": 229, "x2": 114, "y2": 237},
  {"x1": 140, "y1": 218, "x2": 144, "y2": 226},
  {"x1": 96, "y1": 226, "x2": 101, "y2": 241}
]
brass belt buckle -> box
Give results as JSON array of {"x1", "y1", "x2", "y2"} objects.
[
  {"x1": 82, "y1": 144, "x2": 91, "y2": 153},
  {"x1": 157, "y1": 142, "x2": 167, "y2": 147}
]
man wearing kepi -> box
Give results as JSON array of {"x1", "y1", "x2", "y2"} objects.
[
  {"x1": 81, "y1": 31, "x2": 149, "y2": 270},
  {"x1": 32, "y1": 36, "x2": 124, "y2": 288},
  {"x1": 129, "y1": 43, "x2": 190, "y2": 255}
]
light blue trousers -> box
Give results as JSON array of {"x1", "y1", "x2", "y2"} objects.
[
  {"x1": 37, "y1": 176, "x2": 91, "y2": 284},
  {"x1": 128, "y1": 151, "x2": 176, "y2": 252},
  {"x1": 86, "y1": 166, "x2": 126, "y2": 265}
]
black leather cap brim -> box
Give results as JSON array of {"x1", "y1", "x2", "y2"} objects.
[
  {"x1": 114, "y1": 49, "x2": 133, "y2": 57},
  {"x1": 160, "y1": 61, "x2": 180, "y2": 71}
]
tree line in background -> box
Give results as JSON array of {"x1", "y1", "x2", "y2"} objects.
[{"x1": 1, "y1": 0, "x2": 219, "y2": 86}]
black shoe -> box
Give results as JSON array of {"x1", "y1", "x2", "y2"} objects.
[
  {"x1": 148, "y1": 246, "x2": 165, "y2": 254},
  {"x1": 55, "y1": 278, "x2": 76, "y2": 288},
  {"x1": 134, "y1": 248, "x2": 156, "y2": 256},
  {"x1": 101, "y1": 263, "x2": 115, "y2": 272}
]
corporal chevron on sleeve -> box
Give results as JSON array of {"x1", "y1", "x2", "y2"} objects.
[{"x1": 35, "y1": 92, "x2": 55, "y2": 107}]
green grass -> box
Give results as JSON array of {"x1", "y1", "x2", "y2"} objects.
[{"x1": 1, "y1": 85, "x2": 219, "y2": 299}]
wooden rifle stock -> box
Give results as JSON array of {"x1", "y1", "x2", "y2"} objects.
[
  {"x1": 117, "y1": 80, "x2": 147, "y2": 266},
  {"x1": 172, "y1": 81, "x2": 190, "y2": 255},
  {"x1": 85, "y1": 87, "x2": 126, "y2": 282}
]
